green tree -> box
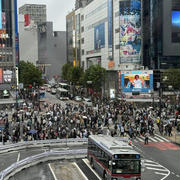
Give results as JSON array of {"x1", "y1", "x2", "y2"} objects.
[
  {"x1": 162, "y1": 69, "x2": 180, "y2": 90},
  {"x1": 71, "y1": 66, "x2": 84, "y2": 85},
  {"x1": 84, "y1": 65, "x2": 106, "y2": 91},
  {"x1": 61, "y1": 63, "x2": 73, "y2": 82},
  {"x1": 19, "y1": 61, "x2": 43, "y2": 87}
]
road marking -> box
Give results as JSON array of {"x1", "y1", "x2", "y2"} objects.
[
  {"x1": 136, "y1": 137, "x2": 144, "y2": 142},
  {"x1": 153, "y1": 136, "x2": 164, "y2": 142},
  {"x1": 149, "y1": 137, "x2": 158, "y2": 142},
  {"x1": 72, "y1": 162, "x2": 88, "y2": 180},
  {"x1": 144, "y1": 163, "x2": 163, "y2": 167},
  {"x1": 144, "y1": 159, "x2": 156, "y2": 163},
  {"x1": 82, "y1": 159, "x2": 101, "y2": 180},
  {"x1": 48, "y1": 163, "x2": 58, "y2": 180},
  {"x1": 155, "y1": 134, "x2": 170, "y2": 142},
  {"x1": 146, "y1": 167, "x2": 168, "y2": 171},
  {"x1": 17, "y1": 152, "x2": 20, "y2": 162},
  {"x1": 155, "y1": 172, "x2": 168, "y2": 176}
]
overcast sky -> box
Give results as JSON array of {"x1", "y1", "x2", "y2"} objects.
[{"x1": 18, "y1": 0, "x2": 75, "y2": 31}]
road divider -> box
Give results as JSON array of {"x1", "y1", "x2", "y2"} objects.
[{"x1": 0, "y1": 149, "x2": 87, "y2": 180}]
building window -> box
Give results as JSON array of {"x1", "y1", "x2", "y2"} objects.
[
  {"x1": 81, "y1": 15, "x2": 84, "y2": 21},
  {"x1": 81, "y1": 26, "x2": 84, "y2": 33},
  {"x1": 82, "y1": 49, "x2": 84, "y2": 55},
  {"x1": 81, "y1": 38, "x2": 84, "y2": 44}
]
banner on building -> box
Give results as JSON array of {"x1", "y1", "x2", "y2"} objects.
[
  {"x1": 3, "y1": 70, "x2": 13, "y2": 83},
  {"x1": 94, "y1": 23, "x2": 105, "y2": 50},
  {"x1": 121, "y1": 70, "x2": 153, "y2": 93},
  {"x1": 0, "y1": 68, "x2": 2, "y2": 83},
  {"x1": 119, "y1": 0, "x2": 141, "y2": 63}
]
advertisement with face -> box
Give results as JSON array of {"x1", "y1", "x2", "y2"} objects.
[
  {"x1": 94, "y1": 23, "x2": 105, "y2": 50},
  {"x1": 119, "y1": 0, "x2": 141, "y2": 63},
  {"x1": 121, "y1": 70, "x2": 153, "y2": 93}
]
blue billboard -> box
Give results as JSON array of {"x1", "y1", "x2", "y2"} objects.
[
  {"x1": 172, "y1": 11, "x2": 180, "y2": 27},
  {"x1": 121, "y1": 70, "x2": 153, "y2": 93},
  {"x1": 108, "y1": 0, "x2": 113, "y2": 48},
  {"x1": 119, "y1": 0, "x2": 141, "y2": 63},
  {"x1": 94, "y1": 23, "x2": 105, "y2": 50},
  {"x1": 0, "y1": 0, "x2": 2, "y2": 29}
]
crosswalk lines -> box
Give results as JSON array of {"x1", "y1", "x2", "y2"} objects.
[
  {"x1": 134, "y1": 134, "x2": 170, "y2": 143},
  {"x1": 143, "y1": 159, "x2": 170, "y2": 179}
]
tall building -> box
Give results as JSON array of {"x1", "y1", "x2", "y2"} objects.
[
  {"x1": 0, "y1": 0, "x2": 18, "y2": 93},
  {"x1": 66, "y1": 10, "x2": 76, "y2": 64},
  {"x1": 19, "y1": 4, "x2": 46, "y2": 25},
  {"x1": 142, "y1": 0, "x2": 180, "y2": 69}
]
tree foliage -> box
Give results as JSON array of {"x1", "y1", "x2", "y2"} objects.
[
  {"x1": 162, "y1": 69, "x2": 180, "y2": 90},
  {"x1": 19, "y1": 61, "x2": 43, "y2": 87},
  {"x1": 61, "y1": 63, "x2": 84, "y2": 85},
  {"x1": 84, "y1": 65, "x2": 106, "y2": 91}
]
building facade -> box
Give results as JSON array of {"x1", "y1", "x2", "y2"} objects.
[
  {"x1": 142, "y1": 0, "x2": 180, "y2": 69},
  {"x1": 19, "y1": 4, "x2": 46, "y2": 25},
  {"x1": 0, "y1": 0, "x2": 18, "y2": 92}
]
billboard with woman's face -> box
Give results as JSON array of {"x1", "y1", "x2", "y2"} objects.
[{"x1": 121, "y1": 70, "x2": 153, "y2": 93}]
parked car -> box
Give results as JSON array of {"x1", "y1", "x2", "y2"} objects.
[
  {"x1": 74, "y1": 96, "x2": 82, "y2": 102},
  {"x1": 83, "y1": 98, "x2": 92, "y2": 106},
  {"x1": 51, "y1": 88, "x2": 56, "y2": 95}
]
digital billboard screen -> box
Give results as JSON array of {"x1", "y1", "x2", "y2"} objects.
[
  {"x1": 119, "y1": 0, "x2": 141, "y2": 63},
  {"x1": 0, "y1": 0, "x2": 2, "y2": 29},
  {"x1": 172, "y1": 10, "x2": 180, "y2": 43},
  {"x1": 121, "y1": 71, "x2": 153, "y2": 93},
  {"x1": 94, "y1": 23, "x2": 105, "y2": 50}
]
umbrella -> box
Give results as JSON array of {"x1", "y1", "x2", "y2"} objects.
[{"x1": 29, "y1": 129, "x2": 37, "y2": 134}]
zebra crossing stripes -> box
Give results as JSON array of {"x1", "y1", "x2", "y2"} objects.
[
  {"x1": 134, "y1": 134, "x2": 170, "y2": 143},
  {"x1": 143, "y1": 159, "x2": 170, "y2": 180}
]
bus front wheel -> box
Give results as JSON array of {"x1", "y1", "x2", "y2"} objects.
[
  {"x1": 103, "y1": 172, "x2": 107, "y2": 180},
  {"x1": 90, "y1": 158, "x2": 95, "y2": 169}
]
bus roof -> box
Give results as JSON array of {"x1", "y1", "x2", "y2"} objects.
[
  {"x1": 59, "y1": 83, "x2": 69, "y2": 86},
  {"x1": 89, "y1": 135, "x2": 139, "y2": 155},
  {"x1": 56, "y1": 88, "x2": 68, "y2": 92}
]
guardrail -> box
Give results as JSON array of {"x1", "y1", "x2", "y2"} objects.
[
  {"x1": 0, "y1": 149, "x2": 87, "y2": 180},
  {"x1": 0, "y1": 138, "x2": 88, "y2": 154}
]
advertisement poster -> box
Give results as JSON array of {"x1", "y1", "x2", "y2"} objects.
[
  {"x1": 172, "y1": 10, "x2": 180, "y2": 43},
  {"x1": 0, "y1": 68, "x2": 2, "y2": 84},
  {"x1": 108, "y1": 0, "x2": 113, "y2": 48},
  {"x1": 3, "y1": 70, "x2": 12, "y2": 83},
  {"x1": 121, "y1": 70, "x2": 153, "y2": 93},
  {"x1": 94, "y1": 23, "x2": 105, "y2": 50},
  {"x1": 119, "y1": 0, "x2": 141, "y2": 63}
]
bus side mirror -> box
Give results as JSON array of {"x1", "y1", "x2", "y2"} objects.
[{"x1": 109, "y1": 161, "x2": 112, "y2": 166}]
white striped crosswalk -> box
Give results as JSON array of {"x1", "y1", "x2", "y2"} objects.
[
  {"x1": 143, "y1": 159, "x2": 170, "y2": 179},
  {"x1": 134, "y1": 134, "x2": 170, "y2": 143}
]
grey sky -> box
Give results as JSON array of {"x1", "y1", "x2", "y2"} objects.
[{"x1": 18, "y1": 0, "x2": 75, "y2": 31}]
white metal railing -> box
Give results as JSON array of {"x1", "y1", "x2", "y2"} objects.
[
  {"x1": 0, "y1": 138, "x2": 88, "y2": 154},
  {"x1": 0, "y1": 149, "x2": 87, "y2": 180}
]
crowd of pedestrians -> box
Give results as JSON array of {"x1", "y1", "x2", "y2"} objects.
[{"x1": 0, "y1": 97, "x2": 179, "y2": 144}]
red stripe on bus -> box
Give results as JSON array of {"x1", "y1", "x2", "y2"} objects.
[{"x1": 88, "y1": 152, "x2": 141, "y2": 178}]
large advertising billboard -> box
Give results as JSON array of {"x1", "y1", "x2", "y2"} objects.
[
  {"x1": 119, "y1": 0, "x2": 141, "y2": 63},
  {"x1": 121, "y1": 70, "x2": 153, "y2": 93},
  {"x1": 172, "y1": 10, "x2": 180, "y2": 43},
  {"x1": 94, "y1": 23, "x2": 105, "y2": 50}
]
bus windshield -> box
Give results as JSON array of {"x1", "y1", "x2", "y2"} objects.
[{"x1": 112, "y1": 160, "x2": 140, "y2": 174}]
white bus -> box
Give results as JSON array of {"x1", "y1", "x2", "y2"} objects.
[
  {"x1": 59, "y1": 83, "x2": 70, "y2": 90},
  {"x1": 56, "y1": 88, "x2": 69, "y2": 100},
  {"x1": 88, "y1": 135, "x2": 141, "y2": 180}
]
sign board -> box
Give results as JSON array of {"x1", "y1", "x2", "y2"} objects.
[{"x1": 19, "y1": 83, "x2": 24, "y2": 89}]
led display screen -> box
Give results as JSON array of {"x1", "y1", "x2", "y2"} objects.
[
  {"x1": 172, "y1": 10, "x2": 180, "y2": 43},
  {"x1": 121, "y1": 70, "x2": 153, "y2": 93}
]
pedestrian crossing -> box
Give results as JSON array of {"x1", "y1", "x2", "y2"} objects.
[
  {"x1": 142, "y1": 159, "x2": 170, "y2": 179},
  {"x1": 134, "y1": 134, "x2": 170, "y2": 143}
]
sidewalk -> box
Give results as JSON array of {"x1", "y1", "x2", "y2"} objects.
[{"x1": 164, "y1": 128, "x2": 180, "y2": 145}]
